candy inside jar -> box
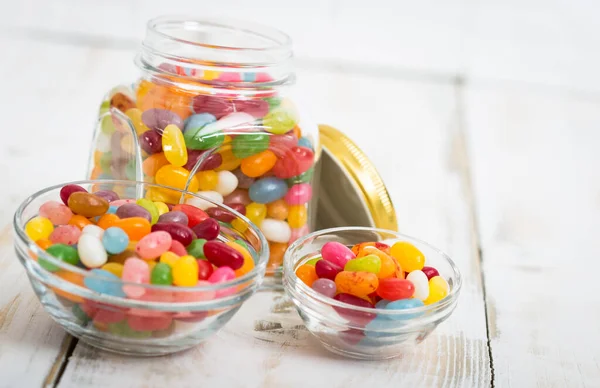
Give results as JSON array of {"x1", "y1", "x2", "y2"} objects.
[{"x1": 87, "y1": 17, "x2": 320, "y2": 280}]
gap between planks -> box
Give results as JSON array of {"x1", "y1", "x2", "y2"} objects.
[{"x1": 43, "y1": 335, "x2": 78, "y2": 388}]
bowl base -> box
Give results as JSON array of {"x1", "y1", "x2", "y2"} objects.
[{"x1": 320, "y1": 341, "x2": 403, "y2": 361}]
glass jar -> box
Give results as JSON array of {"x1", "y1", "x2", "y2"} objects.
[{"x1": 88, "y1": 17, "x2": 320, "y2": 277}]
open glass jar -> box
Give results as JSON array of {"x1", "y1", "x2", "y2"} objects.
[{"x1": 88, "y1": 17, "x2": 320, "y2": 278}]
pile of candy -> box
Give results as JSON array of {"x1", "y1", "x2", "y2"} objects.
[
  {"x1": 295, "y1": 240, "x2": 449, "y2": 315},
  {"x1": 24, "y1": 183, "x2": 257, "y2": 334},
  {"x1": 90, "y1": 71, "x2": 317, "y2": 272}
]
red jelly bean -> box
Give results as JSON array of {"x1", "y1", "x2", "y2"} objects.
[
  {"x1": 192, "y1": 218, "x2": 220, "y2": 240},
  {"x1": 60, "y1": 184, "x2": 87, "y2": 205},
  {"x1": 191, "y1": 95, "x2": 234, "y2": 119},
  {"x1": 169, "y1": 239, "x2": 187, "y2": 256},
  {"x1": 139, "y1": 130, "x2": 162, "y2": 154},
  {"x1": 197, "y1": 259, "x2": 214, "y2": 280},
  {"x1": 315, "y1": 259, "x2": 343, "y2": 281},
  {"x1": 234, "y1": 99, "x2": 269, "y2": 118},
  {"x1": 376, "y1": 278, "x2": 415, "y2": 301},
  {"x1": 333, "y1": 293, "x2": 376, "y2": 325},
  {"x1": 272, "y1": 146, "x2": 314, "y2": 179},
  {"x1": 203, "y1": 241, "x2": 244, "y2": 270},
  {"x1": 184, "y1": 150, "x2": 223, "y2": 171},
  {"x1": 206, "y1": 203, "x2": 245, "y2": 223},
  {"x1": 172, "y1": 204, "x2": 209, "y2": 228},
  {"x1": 422, "y1": 266, "x2": 440, "y2": 280},
  {"x1": 151, "y1": 223, "x2": 195, "y2": 247}
]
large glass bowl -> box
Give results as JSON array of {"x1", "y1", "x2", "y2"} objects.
[
  {"x1": 13, "y1": 180, "x2": 269, "y2": 356},
  {"x1": 283, "y1": 227, "x2": 461, "y2": 360}
]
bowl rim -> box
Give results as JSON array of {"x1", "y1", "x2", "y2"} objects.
[
  {"x1": 283, "y1": 226, "x2": 462, "y2": 317},
  {"x1": 13, "y1": 179, "x2": 270, "y2": 295}
]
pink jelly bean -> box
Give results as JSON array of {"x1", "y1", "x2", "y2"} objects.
[
  {"x1": 289, "y1": 225, "x2": 310, "y2": 244},
  {"x1": 39, "y1": 201, "x2": 73, "y2": 225},
  {"x1": 59, "y1": 184, "x2": 87, "y2": 205},
  {"x1": 127, "y1": 314, "x2": 172, "y2": 331},
  {"x1": 173, "y1": 280, "x2": 216, "y2": 302},
  {"x1": 321, "y1": 241, "x2": 356, "y2": 268},
  {"x1": 135, "y1": 231, "x2": 172, "y2": 259},
  {"x1": 284, "y1": 183, "x2": 313, "y2": 205},
  {"x1": 93, "y1": 307, "x2": 126, "y2": 324},
  {"x1": 315, "y1": 259, "x2": 343, "y2": 280},
  {"x1": 192, "y1": 218, "x2": 220, "y2": 240},
  {"x1": 208, "y1": 267, "x2": 235, "y2": 283},
  {"x1": 169, "y1": 239, "x2": 187, "y2": 256},
  {"x1": 138, "y1": 289, "x2": 174, "y2": 303},
  {"x1": 174, "y1": 311, "x2": 208, "y2": 322},
  {"x1": 49, "y1": 225, "x2": 81, "y2": 245},
  {"x1": 122, "y1": 258, "x2": 150, "y2": 298},
  {"x1": 203, "y1": 241, "x2": 244, "y2": 269},
  {"x1": 109, "y1": 199, "x2": 136, "y2": 207}
]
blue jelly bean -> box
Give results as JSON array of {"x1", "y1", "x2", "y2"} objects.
[
  {"x1": 385, "y1": 298, "x2": 425, "y2": 321},
  {"x1": 183, "y1": 113, "x2": 217, "y2": 134},
  {"x1": 242, "y1": 72, "x2": 256, "y2": 82},
  {"x1": 84, "y1": 269, "x2": 126, "y2": 297},
  {"x1": 249, "y1": 177, "x2": 288, "y2": 204},
  {"x1": 107, "y1": 205, "x2": 118, "y2": 214},
  {"x1": 298, "y1": 137, "x2": 313, "y2": 150},
  {"x1": 375, "y1": 299, "x2": 390, "y2": 309},
  {"x1": 363, "y1": 315, "x2": 397, "y2": 338},
  {"x1": 102, "y1": 227, "x2": 129, "y2": 254}
]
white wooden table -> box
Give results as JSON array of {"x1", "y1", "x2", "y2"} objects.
[{"x1": 2, "y1": 1, "x2": 600, "y2": 387}]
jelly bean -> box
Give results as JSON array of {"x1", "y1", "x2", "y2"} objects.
[
  {"x1": 84, "y1": 269, "x2": 126, "y2": 297},
  {"x1": 249, "y1": 177, "x2": 288, "y2": 204},
  {"x1": 214, "y1": 170, "x2": 238, "y2": 196},
  {"x1": 297, "y1": 137, "x2": 312, "y2": 149},
  {"x1": 67, "y1": 192, "x2": 109, "y2": 218},
  {"x1": 151, "y1": 222, "x2": 195, "y2": 246},
  {"x1": 359, "y1": 246, "x2": 400, "y2": 279},
  {"x1": 142, "y1": 152, "x2": 170, "y2": 177},
  {"x1": 376, "y1": 278, "x2": 415, "y2": 301},
  {"x1": 284, "y1": 183, "x2": 312, "y2": 205},
  {"x1": 78, "y1": 234, "x2": 108, "y2": 268},
  {"x1": 82, "y1": 224, "x2": 104, "y2": 239},
  {"x1": 208, "y1": 266, "x2": 235, "y2": 283},
  {"x1": 107, "y1": 205, "x2": 118, "y2": 214},
  {"x1": 185, "y1": 150, "x2": 222, "y2": 171},
  {"x1": 423, "y1": 276, "x2": 449, "y2": 305},
  {"x1": 109, "y1": 199, "x2": 135, "y2": 207},
  {"x1": 25, "y1": 216, "x2": 54, "y2": 241},
  {"x1": 203, "y1": 241, "x2": 244, "y2": 270},
  {"x1": 49, "y1": 225, "x2": 81, "y2": 245},
  {"x1": 315, "y1": 259, "x2": 343, "y2": 280},
  {"x1": 232, "y1": 132, "x2": 269, "y2": 159},
  {"x1": 154, "y1": 201, "x2": 169, "y2": 216},
  {"x1": 127, "y1": 314, "x2": 172, "y2": 332},
  {"x1": 60, "y1": 184, "x2": 87, "y2": 205},
  {"x1": 40, "y1": 244, "x2": 80, "y2": 271},
  {"x1": 186, "y1": 239, "x2": 206, "y2": 259},
  {"x1": 172, "y1": 255, "x2": 199, "y2": 287},
  {"x1": 150, "y1": 262, "x2": 173, "y2": 285},
  {"x1": 286, "y1": 167, "x2": 314, "y2": 186},
  {"x1": 35, "y1": 239, "x2": 53, "y2": 253},
  {"x1": 266, "y1": 199, "x2": 288, "y2": 221},
  {"x1": 241, "y1": 150, "x2": 277, "y2": 178},
  {"x1": 102, "y1": 227, "x2": 130, "y2": 254},
  {"x1": 122, "y1": 258, "x2": 150, "y2": 298},
  {"x1": 111, "y1": 92, "x2": 135, "y2": 112},
  {"x1": 206, "y1": 205, "x2": 238, "y2": 223},
  {"x1": 305, "y1": 257, "x2": 320, "y2": 266},
  {"x1": 116, "y1": 203, "x2": 151, "y2": 222},
  {"x1": 268, "y1": 242, "x2": 287, "y2": 270},
  {"x1": 125, "y1": 108, "x2": 150, "y2": 135},
  {"x1": 184, "y1": 113, "x2": 217, "y2": 137},
  {"x1": 116, "y1": 217, "x2": 151, "y2": 241},
  {"x1": 162, "y1": 124, "x2": 188, "y2": 167},
  {"x1": 235, "y1": 99, "x2": 269, "y2": 118},
  {"x1": 171, "y1": 204, "x2": 209, "y2": 227},
  {"x1": 421, "y1": 266, "x2": 440, "y2": 280},
  {"x1": 184, "y1": 116, "x2": 225, "y2": 150},
  {"x1": 192, "y1": 218, "x2": 220, "y2": 240},
  {"x1": 335, "y1": 271, "x2": 379, "y2": 298},
  {"x1": 197, "y1": 259, "x2": 214, "y2": 280},
  {"x1": 169, "y1": 239, "x2": 187, "y2": 256},
  {"x1": 94, "y1": 190, "x2": 120, "y2": 203},
  {"x1": 375, "y1": 299, "x2": 390, "y2": 309},
  {"x1": 232, "y1": 169, "x2": 256, "y2": 189},
  {"x1": 216, "y1": 148, "x2": 241, "y2": 171},
  {"x1": 196, "y1": 170, "x2": 219, "y2": 191},
  {"x1": 157, "y1": 210, "x2": 188, "y2": 226},
  {"x1": 260, "y1": 219, "x2": 291, "y2": 243},
  {"x1": 344, "y1": 254, "x2": 382, "y2": 274},
  {"x1": 407, "y1": 270, "x2": 430, "y2": 301},
  {"x1": 287, "y1": 205, "x2": 307, "y2": 228},
  {"x1": 321, "y1": 242, "x2": 356, "y2": 268},
  {"x1": 96, "y1": 213, "x2": 120, "y2": 230},
  {"x1": 384, "y1": 299, "x2": 425, "y2": 320},
  {"x1": 142, "y1": 108, "x2": 183, "y2": 132},
  {"x1": 102, "y1": 262, "x2": 124, "y2": 277},
  {"x1": 312, "y1": 278, "x2": 337, "y2": 298},
  {"x1": 136, "y1": 231, "x2": 172, "y2": 259},
  {"x1": 160, "y1": 251, "x2": 180, "y2": 268},
  {"x1": 139, "y1": 129, "x2": 163, "y2": 154},
  {"x1": 269, "y1": 133, "x2": 298, "y2": 153},
  {"x1": 191, "y1": 95, "x2": 233, "y2": 118},
  {"x1": 136, "y1": 199, "x2": 159, "y2": 225},
  {"x1": 263, "y1": 108, "x2": 296, "y2": 135},
  {"x1": 289, "y1": 225, "x2": 309, "y2": 244},
  {"x1": 68, "y1": 215, "x2": 93, "y2": 230},
  {"x1": 295, "y1": 264, "x2": 318, "y2": 287},
  {"x1": 333, "y1": 293, "x2": 376, "y2": 325},
  {"x1": 272, "y1": 147, "x2": 314, "y2": 179},
  {"x1": 185, "y1": 191, "x2": 224, "y2": 211},
  {"x1": 390, "y1": 241, "x2": 425, "y2": 272},
  {"x1": 227, "y1": 241, "x2": 255, "y2": 277},
  {"x1": 39, "y1": 201, "x2": 73, "y2": 225}
]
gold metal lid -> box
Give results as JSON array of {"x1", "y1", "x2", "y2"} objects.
[{"x1": 315, "y1": 124, "x2": 398, "y2": 231}]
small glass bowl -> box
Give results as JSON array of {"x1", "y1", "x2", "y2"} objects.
[
  {"x1": 283, "y1": 227, "x2": 461, "y2": 360},
  {"x1": 13, "y1": 180, "x2": 269, "y2": 356}
]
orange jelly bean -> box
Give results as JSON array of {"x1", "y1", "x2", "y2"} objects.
[
  {"x1": 36, "y1": 239, "x2": 53, "y2": 250},
  {"x1": 240, "y1": 150, "x2": 277, "y2": 177},
  {"x1": 68, "y1": 215, "x2": 93, "y2": 230},
  {"x1": 96, "y1": 214, "x2": 120, "y2": 229},
  {"x1": 268, "y1": 242, "x2": 287, "y2": 269},
  {"x1": 334, "y1": 271, "x2": 379, "y2": 298},
  {"x1": 116, "y1": 217, "x2": 151, "y2": 241},
  {"x1": 296, "y1": 264, "x2": 318, "y2": 287},
  {"x1": 142, "y1": 152, "x2": 169, "y2": 177},
  {"x1": 228, "y1": 242, "x2": 255, "y2": 277},
  {"x1": 351, "y1": 241, "x2": 391, "y2": 256},
  {"x1": 361, "y1": 246, "x2": 403, "y2": 279},
  {"x1": 266, "y1": 199, "x2": 289, "y2": 221},
  {"x1": 53, "y1": 271, "x2": 85, "y2": 303}
]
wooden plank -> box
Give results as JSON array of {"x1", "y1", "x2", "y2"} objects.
[
  {"x1": 57, "y1": 69, "x2": 491, "y2": 387},
  {"x1": 465, "y1": 83, "x2": 600, "y2": 387}
]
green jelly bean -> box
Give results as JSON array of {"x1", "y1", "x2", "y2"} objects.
[
  {"x1": 265, "y1": 97, "x2": 281, "y2": 109},
  {"x1": 344, "y1": 254, "x2": 381, "y2": 274},
  {"x1": 100, "y1": 115, "x2": 116, "y2": 134},
  {"x1": 136, "y1": 198, "x2": 159, "y2": 224},
  {"x1": 99, "y1": 100, "x2": 111, "y2": 115},
  {"x1": 184, "y1": 124, "x2": 225, "y2": 150},
  {"x1": 40, "y1": 244, "x2": 80, "y2": 271},
  {"x1": 99, "y1": 152, "x2": 112, "y2": 172},
  {"x1": 263, "y1": 108, "x2": 296, "y2": 135},
  {"x1": 187, "y1": 239, "x2": 207, "y2": 259},
  {"x1": 151, "y1": 263, "x2": 173, "y2": 285},
  {"x1": 232, "y1": 133, "x2": 269, "y2": 159},
  {"x1": 72, "y1": 304, "x2": 90, "y2": 324},
  {"x1": 305, "y1": 256, "x2": 321, "y2": 266},
  {"x1": 108, "y1": 321, "x2": 152, "y2": 338},
  {"x1": 234, "y1": 239, "x2": 250, "y2": 251},
  {"x1": 286, "y1": 167, "x2": 314, "y2": 186}
]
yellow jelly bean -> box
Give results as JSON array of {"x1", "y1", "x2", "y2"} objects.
[
  {"x1": 172, "y1": 255, "x2": 199, "y2": 287},
  {"x1": 287, "y1": 205, "x2": 307, "y2": 228},
  {"x1": 145, "y1": 259, "x2": 157, "y2": 272},
  {"x1": 160, "y1": 251, "x2": 180, "y2": 268},
  {"x1": 216, "y1": 149, "x2": 241, "y2": 172},
  {"x1": 231, "y1": 218, "x2": 248, "y2": 233},
  {"x1": 155, "y1": 165, "x2": 199, "y2": 192},
  {"x1": 196, "y1": 170, "x2": 219, "y2": 191},
  {"x1": 227, "y1": 241, "x2": 255, "y2": 277},
  {"x1": 25, "y1": 217, "x2": 54, "y2": 241},
  {"x1": 145, "y1": 187, "x2": 181, "y2": 204},
  {"x1": 246, "y1": 202, "x2": 267, "y2": 226},
  {"x1": 423, "y1": 276, "x2": 449, "y2": 305},
  {"x1": 101, "y1": 262, "x2": 124, "y2": 277},
  {"x1": 120, "y1": 133, "x2": 135, "y2": 154},
  {"x1": 390, "y1": 241, "x2": 425, "y2": 272},
  {"x1": 136, "y1": 198, "x2": 159, "y2": 224},
  {"x1": 162, "y1": 124, "x2": 188, "y2": 167},
  {"x1": 153, "y1": 201, "x2": 169, "y2": 216},
  {"x1": 203, "y1": 70, "x2": 220, "y2": 80},
  {"x1": 125, "y1": 108, "x2": 150, "y2": 135}
]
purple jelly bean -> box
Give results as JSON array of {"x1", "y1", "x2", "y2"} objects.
[
  {"x1": 141, "y1": 108, "x2": 183, "y2": 132},
  {"x1": 116, "y1": 203, "x2": 151, "y2": 222},
  {"x1": 312, "y1": 278, "x2": 337, "y2": 298},
  {"x1": 151, "y1": 223, "x2": 196, "y2": 247},
  {"x1": 223, "y1": 189, "x2": 251, "y2": 206},
  {"x1": 93, "y1": 190, "x2": 120, "y2": 202},
  {"x1": 321, "y1": 242, "x2": 356, "y2": 268},
  {"x1": 157, "y1": 210, "x2": 189, "y2": 226},
  {"x1": 184, "y1": 150, "x2": 222, "y2": 171},
  {"x1": 139, "y1": 130, "x2": 162, "y2": 154},
  {"x1": 315, "y1": 259, "x2": 343, "y2": 281},
  {"x1": 59, "y1": 184, "x2": 87, "y2": 205},
  {"x1": 203, "y1": 241, "x2": 244, "y2": 270},
  {"x1": 284, "y1": 183, "x2": 313, "y2": 205}
]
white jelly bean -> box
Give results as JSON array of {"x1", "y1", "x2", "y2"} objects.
[
  {"x1": 82, "y1": 224, "x2": 105, "y2": 239},
  {"x1": 78, "y1": 234, "x2": 108, "y2": 268},
  {"x1": 260, "y1": 218, "x2": 291, "y2": 243},
  {"x1": 185, "y1": 191, "x2": 224, "y2": 210},
  {"x1": 407, "y1": 270, "x2": 429, "y2": 301},
  {"x1": 96, "y1": 133, "x2": 111, "y2": 152},
  {"x1": 214, "y1": 170, "x2": 238, "y2": 196}
]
